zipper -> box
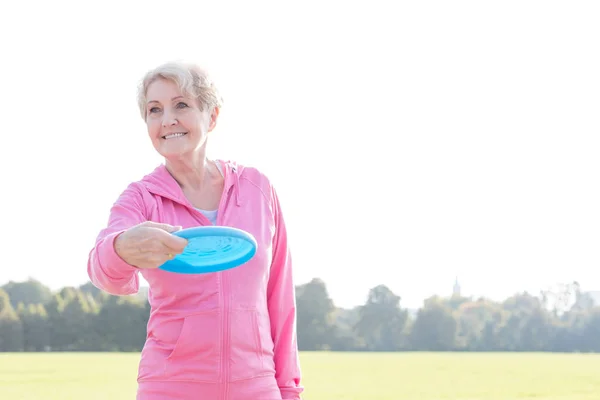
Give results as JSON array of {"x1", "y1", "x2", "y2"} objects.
[
  {"x1": 221, "y1": 262, "x2": 231, "y2": 400},
  {"x1": 217, "y1": 183, "x2": 234, "y2": 399}
]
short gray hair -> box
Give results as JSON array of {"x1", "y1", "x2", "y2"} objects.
[{"x1": 137, "y1": 61, "x2": 224, "y2": 120}]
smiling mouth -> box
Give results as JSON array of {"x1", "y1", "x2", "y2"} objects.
[{"x1": 162, "y1": 132, "x2": 187, "y2": 140}]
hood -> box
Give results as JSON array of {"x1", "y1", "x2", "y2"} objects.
[{"x1": 139, "y1": 159, "x2": 244, "y2": 208}]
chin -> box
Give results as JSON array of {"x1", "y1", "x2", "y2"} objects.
[{"x1": 160, "y1": 147, "x2": 195, "y2": 160}]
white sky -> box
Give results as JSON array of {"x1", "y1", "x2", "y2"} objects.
[{"x1": 1, "y1": 1, "x2": 599, "y2": 309}]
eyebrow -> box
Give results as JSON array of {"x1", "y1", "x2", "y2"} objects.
[{"x1": 147, "y1": 96, "x2": 185, "y2": 104}]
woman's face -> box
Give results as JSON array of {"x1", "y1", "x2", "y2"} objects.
[{"x1": 144, "y1": 78, "x2": 218, "y2": 159}]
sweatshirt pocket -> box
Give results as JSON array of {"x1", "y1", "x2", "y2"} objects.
[
  {"x1": 229, "y1": 309, "x2": 274, "y2": 381},
  {"x1": 165, "y1": 310, "x2": 221, "y2": 382}
]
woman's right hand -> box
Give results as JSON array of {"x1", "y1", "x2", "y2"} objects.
[{"x1": 114, "y1": 221, "x2": 189, "y2": 269}]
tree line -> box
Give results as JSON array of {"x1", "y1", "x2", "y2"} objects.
[{"x1": 0, "y1": 277, "x2": 599, "y2": 352}]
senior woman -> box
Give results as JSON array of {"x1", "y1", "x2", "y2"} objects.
[{"x1": 87, "y1": 61, "x2": 303, "y2": 400}]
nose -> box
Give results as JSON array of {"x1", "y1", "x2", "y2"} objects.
[{"x1": 161, "y1": 111, "x2": 178, "y2": 127}]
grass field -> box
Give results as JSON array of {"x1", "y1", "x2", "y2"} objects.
[{"x1": 1, "y1": 352, "x2": 600, "y2": 399}]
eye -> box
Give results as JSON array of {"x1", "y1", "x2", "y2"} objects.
[
  {"x1": 176, "y1": 102, "x2": 189, "y2": 109},
  {"x1": 149, "y1": 107, "x2": 161, "y2": 113}
]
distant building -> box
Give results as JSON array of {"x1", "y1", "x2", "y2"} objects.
[{"x1": 452, "y1": 276, "x2": 461, "y2": 298}]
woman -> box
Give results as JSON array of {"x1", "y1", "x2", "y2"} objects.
[{"x1": 87, "y1": 61, "x2": 303, "y2": 400}]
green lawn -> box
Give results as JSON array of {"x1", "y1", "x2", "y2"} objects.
[{"x1": 1, "y1": 352, "x2": 599, "y2": 399}]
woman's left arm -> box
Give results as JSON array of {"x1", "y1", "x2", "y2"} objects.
[{"x1": 267, "y1": 185, "x2": 304, "y2": 400}]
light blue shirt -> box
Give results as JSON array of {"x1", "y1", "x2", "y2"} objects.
[{"x1": 196, "y1": 208, "x2": 218, "y2": 225}]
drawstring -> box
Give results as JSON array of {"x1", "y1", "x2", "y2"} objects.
[
  {"x1": 218, "y1": 160, "x2": 241, "y2": 207},
  {"x1": 233, "y1": 166, "x2": 241, "y2": 206}
]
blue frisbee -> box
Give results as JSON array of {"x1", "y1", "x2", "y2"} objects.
[{"x1": 158, "y1": 226, "x2": 257, "y2": 274}]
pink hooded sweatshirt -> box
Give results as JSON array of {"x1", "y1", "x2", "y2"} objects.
[{"x1": 87, "y1": 160, "x2": 303, "y2": 400}]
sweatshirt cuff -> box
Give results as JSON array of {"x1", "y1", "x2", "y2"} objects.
[
  {"x1": 97, "y1": 231, "x2": 139, "y2": 277},
  {"x1": 280, "y1": 388, "x2": 302, "y2": 400}
]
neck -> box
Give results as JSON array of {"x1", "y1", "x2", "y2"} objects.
[{"x1": 164, "y1": 148, "x2": 215, "y2": 190}]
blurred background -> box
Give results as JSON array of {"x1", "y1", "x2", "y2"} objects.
[{"x1": 1, "y1": 1, "x2": 599, "y2": 399}]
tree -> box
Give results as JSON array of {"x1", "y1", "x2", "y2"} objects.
[
  {"x1": 0, "y1": 288, "x2": 24, "y2": 351},
  {"x1": 354, "y1": 285, "x2": 408, "y2": 351},
  {"x1": 17, "y1": 303, "x2": 50, "y2": 351},
  {"x1": 1, "y1": 278, "x2": 52, "y2": 309},
  {"x1": 410, "y1": 296, "x2": 456, "y2": 351},
  {"x1": 454, "y1": 299, "x2": 506, "y2": 351},
  {"x1": 295, "y1": 278, "x2": 336, "y2": 350}
]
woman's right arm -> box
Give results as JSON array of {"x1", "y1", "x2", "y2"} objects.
[
  {"x1": 87, "y1": 184, "x2": 147, "y2": 296},
  {"x1": 87, "y1": 184, "x2": 188, "y2": 296}
]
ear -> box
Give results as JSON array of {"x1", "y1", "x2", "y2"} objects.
[{"x1": 208, "y1": 107, "x2": 220, "y2": 132}]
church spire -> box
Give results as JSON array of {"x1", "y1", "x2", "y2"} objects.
[{"x1": 453, "y1": 276, "x2": 461, "y2": 297}]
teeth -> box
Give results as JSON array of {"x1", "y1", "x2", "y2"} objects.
[{"x1": 163, "y1": 132, "x2": 186, "y2": 139}]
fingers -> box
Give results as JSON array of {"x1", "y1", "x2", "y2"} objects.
[
  {"x1": 138, "y1": 221, "x2": 189, "y2": 257},
  {"x1": 142, "y1": 221, "x2": 182, "y2": 233},
  {"x1": 144, "y1": 252, "x2": 176, "y2": 268},
  {"x1": 142, "y1": 222, "x2": 187, "y2": 251},
  {"x1": 162, "y1": 234, "x2": 188, "y2": 253}
]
